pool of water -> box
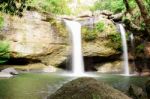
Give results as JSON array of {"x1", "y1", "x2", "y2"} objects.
[{"x1": 0, "y1": 72, "x2": 149, "y2": 99}]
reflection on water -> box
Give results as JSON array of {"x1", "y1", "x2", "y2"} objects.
[
  {"x1": 0, "y1": 73, "x2": 71, "y2": 99},
  {"x1": 0, "y1": 72, "x2": 149, "y2": 99}
]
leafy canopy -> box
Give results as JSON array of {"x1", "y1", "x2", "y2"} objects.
[
  {"x1": 0, "y1": 0, "x2": 26, "y2": 16},
  {"x1": 91, "y1": 0, "x2": 137, "y2": 13},
  {"x1": 0, "y1": 0, "x2": 71, "y2": 15},
  {"x1": 91, "y1": 0, "x2": 125, "y2": 13}
]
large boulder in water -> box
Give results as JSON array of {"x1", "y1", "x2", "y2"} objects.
[{"x1": 48, "y1": 77, "x2": 131, "y2": 99}]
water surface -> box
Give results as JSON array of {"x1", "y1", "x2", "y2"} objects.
[{"x1": 0, "y1": 73, "x2": 149, "y2": 99}]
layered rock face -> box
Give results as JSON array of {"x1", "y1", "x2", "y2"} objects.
[
  {"x1": 0, "y1": 11, "x2": 120, "y2": 71},
  {"x1": 1, "y1": 11, "x2": 69, "y2": 66},
  {"x1": 80, "y1": 17, "x2": 119, "y2": 57}
]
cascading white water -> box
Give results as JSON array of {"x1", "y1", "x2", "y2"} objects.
[
  {"x1": 65, "y1": 20, "x2": 85, "y2": 76},
  {"x1": 130, "y1": 33, "x2": 134, "y2": 43},
  {"x1": 130, "y1": 33, "x2": 135, "y2": 56},
  {"x1": 118, "y1": 24, "x2": 130, "y2": 76},
  {"x1": 130, "y1": 33, "x2": 136, "y2": 73}
]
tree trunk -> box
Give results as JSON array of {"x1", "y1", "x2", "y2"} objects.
[
  {"x1": 135, "y1": 0, "x2": 150, "y2": 36},
  {"x1": 123, "y1": 0, "x2": 132, "y2": 14}
]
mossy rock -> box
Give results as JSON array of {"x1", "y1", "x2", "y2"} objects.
[
  {"x1": 81, "y1": 18, "x2": 122, "y2": 55},
  {"x1": 48, "y1": 77, "x2": 131, "y2": 99},
  {"x1": 81, "y1": 18, "x2": 117, "y2": 41},
  {"x1": 49, "y1": 18, "x2": 68, "y2": 38}
]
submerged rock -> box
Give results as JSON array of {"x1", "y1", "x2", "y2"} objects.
[
  {"x1": 1, "y1": 67, "x2": 18, "y2": 75},
  {"x1": 0, "y1": 72, "x2": 13, "y2": 78},
  {"x1": 48, "y1": 77, "x2": 131, "y2": 99},
  {"x1": 128, "y1": 84, "x2": 147, "y2": 99},
  {"x1": 0, "y1": 67, "x2": 18, "y2": 78},
  {"x1": 145, "y1": 80, "x2": 150, "y2": 98}
]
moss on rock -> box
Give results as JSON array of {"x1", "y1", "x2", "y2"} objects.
[
  {"x1": 49, "y1": 18, "x2": 69, "y2": 38},
  {"x1": 48, "y1": 77, "x2": 131, "y2": 99},
  {"x1": 82, "y1": 18, "x2": 120, "y2": 56},
  {"x1": 82, "y1": 18, "x2": 117, "y2": 41}
]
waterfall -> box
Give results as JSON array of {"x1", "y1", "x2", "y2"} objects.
[
  {"x1": 129, "y1": 33, "x2": 136, "y2": 73},
  {"x1": 130, "y1": 33, "x2": 135, "y2": 52},
  {"x1": 64, "y1": 20, "x2": 85, "y2": 76},
  {"x1": 118, "y1": 24, "x2": 130, "y2": 76},
  {"x1": 130, "y1": 33, "x2": 135, "y2": 58}
]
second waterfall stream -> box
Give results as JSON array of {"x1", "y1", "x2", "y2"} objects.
[{"x1": 118, "y1": 24, "x2": 130, "y2": 76}]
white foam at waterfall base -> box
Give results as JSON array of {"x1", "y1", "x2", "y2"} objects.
[
  {"x1": 118, "y1": 24, "x2": 130, "y2": 76},
  {"x1": 64, "y1": 20, "x2": 85, "y2": 76}
]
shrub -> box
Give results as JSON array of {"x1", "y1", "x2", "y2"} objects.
[
  {"x1": 109, "y1": 33, "x2": 122, "y2": 51},
  {"x1": 0, "y1": 41, "x2": 10, "y2": 64},
  {"x1": 82, "y1": 27, "x2": 98, "y2": 41},
  {"x1": 96, "y1": 22, "x2": 105, "y2": 32},
  {"x1": 109, "y1": 31, "x2": 131, "y2": 51},
  {"x1": 136, "y1": 44, "x2": 144, "y2": 54},
  {"x1": 82, "y1": 22, "x2": 105, "y2": 41}
]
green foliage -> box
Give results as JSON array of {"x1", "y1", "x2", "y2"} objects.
[
  {"x1": 109, "y1": 33, "x2": 122, "y2": 51},
  {"x1": 82, "y1": 22, "x2": 106, "y2": 41},
  {"x1": 0, "y1": 16, "x2": 4, "y2": 29},
  {"x1": 0, "y1": 0, "x2": 70, "y2": 15},
  {"x1": 91, "y1": 0, "x2": 125, "y2": 13},
  {"x1": 91, "y1": 0, "x2": 137, "y2": 13},
  {"x1": 109, "y1": 32, "x2": 130, "y2": 51},
  {"x1": 140, "y1": 22, "x2": 146, "y2": 31},
  {"x1": 0, "y1": 41, "x2": 10, "y2": 64},
  {"x1": 131, "y1": 12, "x2": 141, "y2": 21},
  {"x1": 136, "y1": 44, "x2": 144, "y2": 54},
  {"x1": 0, "y1": 0, "x2": 26, "y2": 16},
  {"x1": 82, "y1": 27, "x2": 97, "y2": 41},
  {"x1": 96, "y1": 22, "x2": 105, "y2": 32},
  {"x1": 144, "y1": 0, "x2": 150, "y2": 13},
  {"x1": 27, "y1": 0, "x2": 71, "y2": 14},
  {"x1": 83, "y1": 29, "x2": 97, "y2": 41},
  {"x1": 128, "y1": 0, "x2": 137, "y2": 9}
]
